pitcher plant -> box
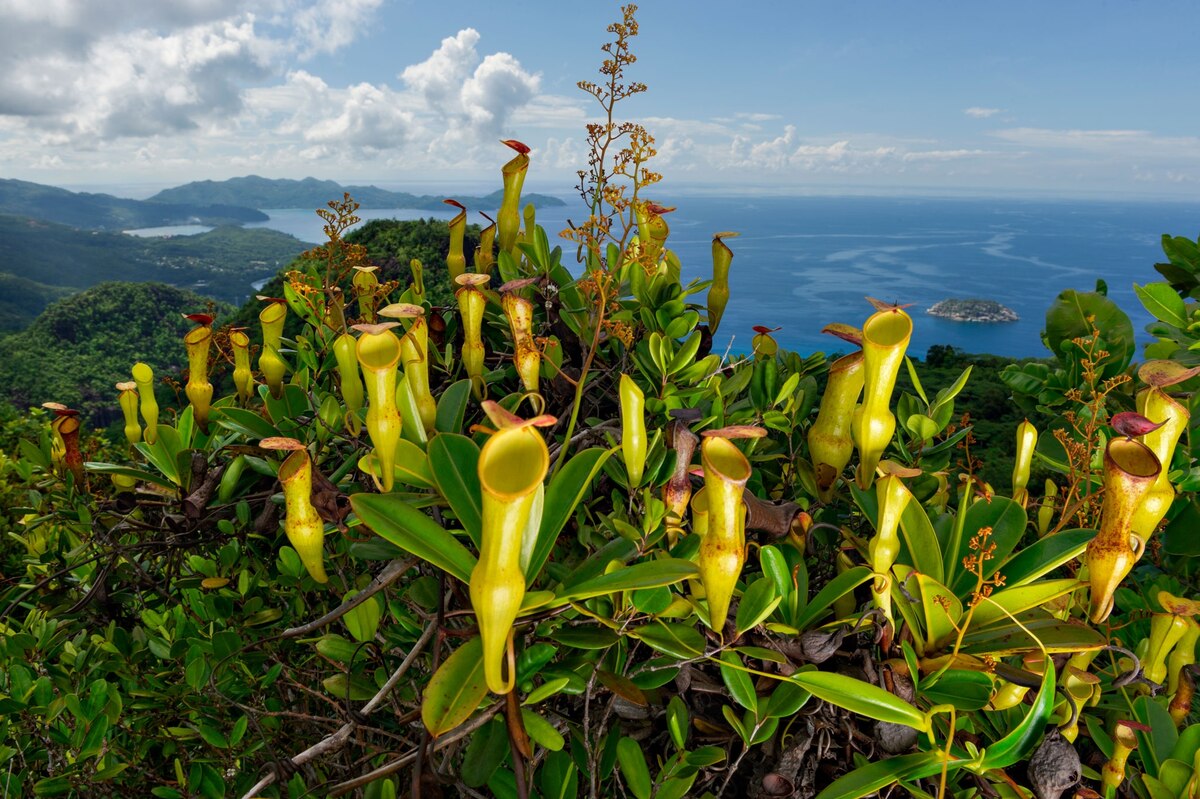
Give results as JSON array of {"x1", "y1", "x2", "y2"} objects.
[
  {"x1": 116, "y1": 382, "x2": 141, "y2": 446},
  {"x1": 183, "y1": 314, "x2": 214, "y2": 429},
  {"x1": 808, "y1": 350, "x2": 865, "y2": 501},
  {"x1": 258, "y1": 298, "x2": 288, "y2": 399},
  {"x1": 470, "y1": 401, "x2": 553, "y2": 694},
  {"x1": 1086, "y1": 437, "x2": 1161, "y2": 623},
  {"x1": 131, "y1": 362, "x2": 159, "y2": 444},
  {"x1": 698, "y1": 431, "x2": 753, "y2": 632},
  {"x1": 354, "y1": 322, "x2": 404, "y2": 492},
  {"x1": 852, "y1": 304, "x2": 912, "y2": 489},
  {"x1": 497, "y1": 139, "x2": 529, "y2": 258}
]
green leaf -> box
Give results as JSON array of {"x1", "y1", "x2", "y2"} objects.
[
  {"x1": 972, "y1": 656, "x2": 1055, "y2": 771},
  {"x1": 435, "y1": 379, "x2": 472, "y2": 434},
  {"x1": 427, "y1": 434, "x2": 482, "y2": 547},
  {"x1": 969, "y1": 579, "x2": 1082, "y2": 628},
  {"x1": 920, "y1": 669, "x2": 992, "y2": 710},
  {"x1": 616, "y1": 737, "x2": 653, "y2": 799},
  {"x1": 719, "y1": 651, "x2": 757, "y2": 712},
  {"x1": 1001, "y1": 528, "x2": 1094, "y2": 588},
  {"x1": 342, "y1": 590, "x2": 384, "y2": 643},
  {"x1": 794, "y1": 566, "x2": 873, "y2": 630},
  {"x1": 520, "y1": 709, "x2": 564, "y2": 751},
  {"x1": 461, "y1": 718, "x2": 507, "y2": 788},
  {"x1": 1135, "y1": 282, "x2": 1189, "y2": 328},
  {"x1": 523, "y1": 677, "x2": 571, "y2": 706},
  {"x1": 84, "y1": 461, "x2": 177, "y2": 490},
  {"x1": 667, "y1": 695, "x2": 688, "y2": 749},
  {"x1": 211, "y1": 407, "x2": 280, "y2": 440},
  {"x1": 960, "y1": 615, "x2": 1106, "y2": 655},
  {"x1": 914, "y1": 572, "x2": 961, "y2": 650},
  {"x1": 759, "y1": 545, "x2": 792, "y2": 599},
  {"x1": 950, "y1": 497, "x2": 1027, "y2": 595},
  {"x1": 899, "y1": 499, "x2": 943, "y2": 584},
  {"x1": 764, "y1": 679, "x2": 812, "y2": 718},
  {"x1": 631, "y1": 622, "x2": 706, "y2": 660},
  {"x1": 929, "y1": 365, "x2": 973, "y2": 420},
  {"x1": 554, "y1": 559, "x2": 698, "y2": 605},
  {"x1": 135, "y1": 428, "x2": 182, "y2": 486},
  {"x1": 359, "y1": 439, "x2": 435, "y2": 489},
  {"x1": 905, "y1": 413, "x2": 939, "y2": 441},
  {"x1": 528, "y1": 447, "x2": 615, "y2": 583},
  {"x1": 422, "y1": 636, "x2": 488, "y2": 737},
  {"x1": 904, "y1": 357, "x2": 929, "y2": 404},
  {"x1": 321, "y1": 674, "x2": 377, "y2": 702},
  {"x1": 1134, "y1": 694, "x2": 1179, "y2": 778},
  {"x1": 814, "y1": 752, "x2": 953, "y2": 799},
  {"x1": 548, "y1": 626, "x2": 619, "y2": 650},
  {"x1": 792, "y1": 672, "x2": 928, "y2": 731},
  {"x1": 350, "y1": 493, "x2": 477, "y2": 584},
  {"x1": 1044, "y1": 288, "x2": 1135, "y2": 377},
  {"x1": 395, "y1": 377, "x2": 428, "y2": 445},
  {"x1": 736, "y1": 577, "x2": 781, "y2": 634}
]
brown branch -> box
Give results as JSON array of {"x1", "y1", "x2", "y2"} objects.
[
  {"x1": 326, "y1": 703, "x2": 504, "y2": 796},
  {"x1": 237, "y1": 620, "x2": 436, "y2": 799}
]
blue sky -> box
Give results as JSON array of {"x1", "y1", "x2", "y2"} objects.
[{"x1": 0, "y1": 0, "x2": 1197, "y2": 197}]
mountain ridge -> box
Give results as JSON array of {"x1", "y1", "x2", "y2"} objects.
[
  {"x1": 148, "y1": 174, "x2": 567, "y2": 210},
  {"x1": 0, "y1": 177, "x2": 267, "y2": 229}
]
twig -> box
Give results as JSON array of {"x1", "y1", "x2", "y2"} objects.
[
  {"x1": 237, "y1": 621, "x2": 436, "y2": 799},
  {"x1": 326, "y1": 703, "x2": 503, "y2": 796},
  {"x1": 281, "y1": 557, "x2": 415, "y2": 638}
]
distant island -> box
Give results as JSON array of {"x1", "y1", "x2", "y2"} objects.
[
  {"x1": 149, "y1": 175, "x2": 567, "y2": 211},
  {"x1": 0, "y1": 178, "x2": 267, "y2": 229},
  {"x1": 926, "y1": 298, "x2": 1019, "y2": 323}
]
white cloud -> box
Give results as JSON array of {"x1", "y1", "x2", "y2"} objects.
[
  {"x1": 902, "y1": 149, "x2": 995, "y2": 162},
  {"x1": 289, "y1": 0, "x2": 382, "y2": 56},
  {"x1": 991, "y1": 127, "x2": 1156, "y2": 148},
  {"x1": 964, "y1": 107, "x2": 1003, "y2": 118}
]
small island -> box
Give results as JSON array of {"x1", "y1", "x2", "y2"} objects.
[{"x1": 926, "y1": 298, "x2": 1019, "y2": 323}]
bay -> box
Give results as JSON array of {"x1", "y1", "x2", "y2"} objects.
[
  {"x1": 244, "y1": 195, "x2": 1200, "y2": 358},
  {"x1": 124, "y1": 224, "x2": 214, "y2": 237}
]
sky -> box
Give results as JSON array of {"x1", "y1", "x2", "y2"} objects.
[{"x1": 1, "y1": 0, "x2": 1198, "y2": 199}]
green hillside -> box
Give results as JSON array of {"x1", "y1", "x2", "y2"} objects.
[
  {"x1": 0, "y1": 215, "x2": 306, "y2": 305},
  {"x1": 0, "y1": 273, "x2": 73, "y2": 332},
  {"x1": 0, "y1": 177, "x2": 266, "y2": 229},
  {"x1": 149, "y1": 174, "x2": 566, "y2": 209},
  {"x1": 0, "y1": 282, "x2": 230, "y2": 421}
]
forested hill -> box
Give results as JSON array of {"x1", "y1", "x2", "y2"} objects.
[
  {"x1": 0, "y1": 282, "x2": 229, "y2": 420},
  {"x1": 148, "y1": 175, "x2": 567, "y2": 210},
  {"x1": 0, "y1": 178, "x2": 266, "y2": 229},
  {"x1": 0, "y1": 215, "x2": 306, "y2": 314}
]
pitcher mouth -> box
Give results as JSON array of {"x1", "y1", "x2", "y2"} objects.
[
  {"x1": 184, "y1": 326, "x2": 212, "y2": 346},
  {"x1": 278, "y1": 449, "x2": 308, "y2": 484},
  {"x1": 702, "y1": 437, "x2": 751, "y2": 484},
  {"x1": 864, "y1": 310, "x2": 912, "y2": 348},
  {"x1": 356, "y1": 330, "x2": 402, "y2": 372},
  {"x1": 480, "y1": 428, "x2": 548, "y2": 500},
  {"x1": 1107, "y1": 438, "x2": 1161, "y2": 479}
]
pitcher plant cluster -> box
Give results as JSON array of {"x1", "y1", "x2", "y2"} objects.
[{"x1": 5, "y1": 6, "x2": 1200, "y2": 799}]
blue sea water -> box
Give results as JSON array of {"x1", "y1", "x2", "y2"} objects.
[{"x1": 246, "y1": 195, "x2": 1200, "y2": 359}]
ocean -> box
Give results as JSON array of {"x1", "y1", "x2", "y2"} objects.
[{"x1": 232, "y1": 196, "x2": 1200, "y2": 359}]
